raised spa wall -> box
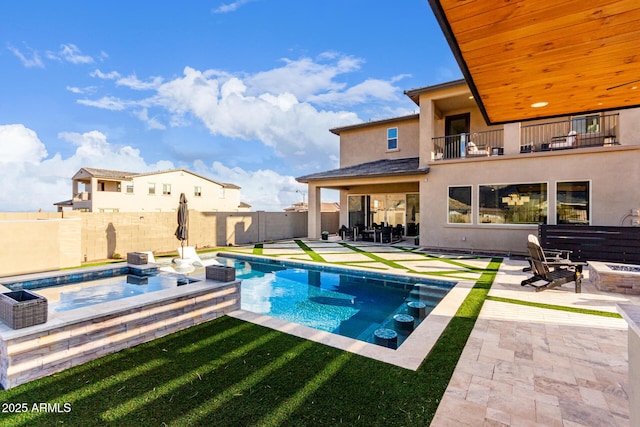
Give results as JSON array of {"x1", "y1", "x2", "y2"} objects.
[{"x1": 0, "y1": 264, "x2": 240, "y2": 390}]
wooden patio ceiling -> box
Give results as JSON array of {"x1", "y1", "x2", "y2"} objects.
[{"x1": 428, "y1": 0, "x2": 640, "y2": 124}]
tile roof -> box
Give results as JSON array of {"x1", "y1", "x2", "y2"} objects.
[
  {"x1": 296, "y1": 157, "x2": 428, "y2": 183},
  {"x1": 77, "y1": 167, "x2": 240, "y2": 188},
  {"x1": 81, "y1": 167, "x2": 138, "y2": 179},
  {"x1": 329, "y1": 113, "x2": 419, "y2": 135}
]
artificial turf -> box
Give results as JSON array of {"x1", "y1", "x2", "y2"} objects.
[{"x1": 0, "y1": 259, "x2": 501, "y2": 426}]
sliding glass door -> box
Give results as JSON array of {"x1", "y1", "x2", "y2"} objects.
[{"x1": 348, "y1": 193, "x2": 420, "y2": 236}]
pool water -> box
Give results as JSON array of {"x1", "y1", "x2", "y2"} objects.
[
  {"x1": 18, "y1": 273, "x2": 199, "y2": 312},
  {"x1": 226, "y1": 257, "x2": 453, "y2": 347}
]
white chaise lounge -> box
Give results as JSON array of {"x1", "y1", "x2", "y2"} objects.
[{"x1": 177, "y1": 246, "x2": 221, "y2": 267}]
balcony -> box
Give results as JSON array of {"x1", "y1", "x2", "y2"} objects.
[
  {"x1": 432, "y1": 129, "x2": 504, "y2": 160},
  {"x1": 72, "y1": 191, "x2": 91, "y2": 202},
  {"x1": 431, "y1": 113, "x2": 620, "y2": 161},
  {"x1": 520, "y1": 113, "x2": 619, "y2": 153}
]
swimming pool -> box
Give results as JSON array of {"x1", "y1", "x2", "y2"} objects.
[{"x1": 220, "y1": 255, "x2": 455, "y2": 348}]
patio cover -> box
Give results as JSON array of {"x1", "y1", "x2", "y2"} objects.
[
  {"x1": 296, "y1": 157, "x2": 428, "y2": 183},
  {"x1": 428, "y1": 0, "x2": 640, "y2": 124}
]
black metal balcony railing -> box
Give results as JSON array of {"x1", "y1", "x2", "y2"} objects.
[
  {"x1": 432, "y1": 129, "x2": 504, "y2": 160},
  {"x1": 520, "y1": 113, "x2": 619, "y2": 152},
  {"x1": 431, "y1": 113, "x2": 620, "y2": 160}
]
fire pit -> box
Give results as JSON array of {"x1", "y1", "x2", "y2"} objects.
[{"x1": 588, "y1": 261, "x2": 640, "y2": 294}]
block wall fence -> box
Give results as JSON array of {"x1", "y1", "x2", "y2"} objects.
[{"x1": 0, "y1": 211, "x2": 339, "y2": 277}]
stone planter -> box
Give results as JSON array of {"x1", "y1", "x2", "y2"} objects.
[
  {"x1": 206, "y1": 265, "x2": 236, "y2": 282},
  {"x1": 127, "y1": 252, "x2": 148, "y2": 265},
  {"x1": 0, "y1": 290, "x2": 48, "y2": 329}
]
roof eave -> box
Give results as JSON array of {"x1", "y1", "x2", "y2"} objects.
[{"x1": 426, "y1": 0, "x2": 490, "y2": 124}]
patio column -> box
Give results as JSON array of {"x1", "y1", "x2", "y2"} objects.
[
  {"x1": 503, "y1": 122, "x2": 521, "y2": 155},
  {"x1": 307, "y1": 184, "x2": 322, "y2": 239}
]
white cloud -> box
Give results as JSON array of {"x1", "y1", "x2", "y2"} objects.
[
  {"x1": 158, "y1": 67, "x2": 351, "y2": 165},
  {"x1": 212, "y1": 0, "x2": 255, "y2": 14},
  {"x1": 134, "y1": 109, "x2": 166, "y2": 130},
  {"x1": 7, "y1": 44, "x2": 44, "y2": 68},
  {"x1": 0, "y1": 124, "x2": 309, "y2": 212},
  {"x1": 308, "y1": 78, "x2": 402, "y2": 106},
  {"x1": 246, "y1": 55, "x2": 361, "y2": 100},
  {"x1": 194, "y1": 160, "x2": 307, "y2": 211},
  {"x1": 90, "y1": 69, "x2": 121, "y2": 80},
  {"x1": 59, "y1": 44, "x2": 94, "y2": 64},
  {"x1": 116, "y1": 74, "x2": 164, "y2": 90},
  {"x1": 46, "y1": 44, "x2": 94, "y2": 64},
  {"x1": 0, "y1": 124, "x2": 48, "y2": 164},
  {"x1": 77, "y1": 96, "x2": 129, "y2": 111},
  {"x1": 66, "y1": 85, "x2": 97, "y2": 94},
  {"x1": 0, "y1": 125, "x2": 174, "y2": 211},
  {"x1": 77, "y1": 54, "x2": 389, "y2": 172}
]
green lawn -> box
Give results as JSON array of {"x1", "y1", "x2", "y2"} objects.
[{"x1": 0, "y1": 259, "x2": 502, "y2": 426}]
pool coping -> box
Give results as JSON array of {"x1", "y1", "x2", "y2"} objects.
[{"x1": 220, "y1": 252, "x2": 473, "y2": 370}]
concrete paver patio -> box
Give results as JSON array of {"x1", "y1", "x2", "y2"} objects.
[{"x1": 223, "y1": 239, "x2": 639, "y2": 426}]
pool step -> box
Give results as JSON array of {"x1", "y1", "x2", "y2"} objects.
[{"x1": 408, "y1": 283, "x2": 449, "y2": 306}]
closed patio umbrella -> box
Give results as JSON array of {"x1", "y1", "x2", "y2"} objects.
[{"x1": 175, "y1": 193, "x2": 189, "y2": 258}]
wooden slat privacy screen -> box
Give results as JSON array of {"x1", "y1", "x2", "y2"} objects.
[{"x1": 539, "y1": 224, "x2": 640, "y2": 263}]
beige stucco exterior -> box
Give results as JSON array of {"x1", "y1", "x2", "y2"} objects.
[
  {"x1": 69, "y1": 168, "x2": 247, "y2": 213},
  {"x1": 423, "y1": 146, "x2": 640, "y2": 254},
  {"x1": 300, "y1": 80, "x2": 640, "y2": 255},
  {"x1": 338, "y1": 114, "x2": 420, "y2": 167}
]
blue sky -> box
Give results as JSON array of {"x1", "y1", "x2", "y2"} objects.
[{"x1": 0, "y1": 0, "x2": 461, "y2": 211}]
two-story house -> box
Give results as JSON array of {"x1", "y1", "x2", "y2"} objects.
[
  {"x1": 298, "y1": 79, "x2": 640, "y2": 254},
  {"x1": 56, "y1": 167, "x2": 249, "y2": 213}
]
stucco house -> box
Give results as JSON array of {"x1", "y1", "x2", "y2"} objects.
[
  {"x1": 56, "y1": 167, "x2": 249, "y2": 213},
  {"x1": 297, "y1": 79, "x2": 640, "y2": 255}
]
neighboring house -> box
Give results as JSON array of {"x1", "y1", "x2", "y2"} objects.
[
  {"x1": 56, "y1": 167, "x2": 250, "y2": 213},
  {"x1": 297, "y1": 79, "x2": 640, "y2": 254},
  {"x1": 283, "y1": 202, "x2": 340, "y2": 213}
]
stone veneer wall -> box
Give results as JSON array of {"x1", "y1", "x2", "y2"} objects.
[
  {"x1": 0, "y1": 282, "x2": 240, "y2": 389},
  {"x1": 588, "y1": 261, "x2": 640, "y2": 294}
]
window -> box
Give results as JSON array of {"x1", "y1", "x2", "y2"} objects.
[
  {"x1": 162, "y1": 184, "x2": 171, "y2": 195},
  {"x1": 387, "y1": 127, "x2": 398, "y2": 150},
  {"x1": 557, "y1": 181, "x2": 590, "y2": 225},
  {"x1": 219, "y1": 188, "x2": 225, "y2": 199},
  {"x1": 194, "y1": 186, "x2": 202, "y2": 197},
  {"x1": 148, "y1": 183, "x2": 156, "y2": 195},
  {"x1": 448, "y1": 186, "x2": 471, "y2": 224},
  {"x1": 126, "y1": 183, "x2": 134, "y2": 194},
  {"x1": 479, "y1": 183, "x2": 547, "y2": 224},
  {"x1": 572, "y1": 114, "x2": 600, "y2": 134}
]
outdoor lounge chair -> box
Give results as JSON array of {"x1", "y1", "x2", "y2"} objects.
[
  {"x1": 177, "y1": 246, "x2": 220, "y2": 267},
  {"x1": 550, "y1": 130, "x2": 577, "y2": 149},
  {"x1": 521, "y1": 240, "x2": 585, "y2": 293},
  {"x1": 523, "y1": 234, "x2": 572, "y2": 272},
  {"x1": 466, "y1": 141, "x2": 490, "y2": 157}
]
